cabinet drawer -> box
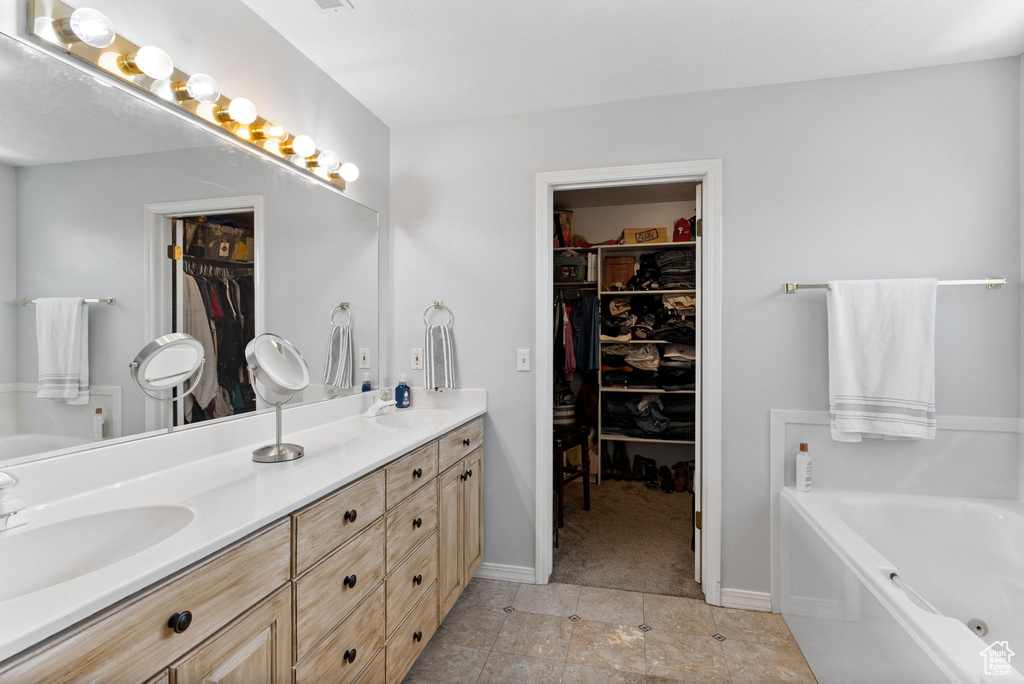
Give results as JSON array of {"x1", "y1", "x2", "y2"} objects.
[
  {"x1": 295, "y1": 519, "x2": 385, "y2": 661},
  {"x1": 439, "y1": 417, "x2": 483, "y2": 472},
  {"x1": 0, "y1": 520, "x2": 290, "y2": 684},
  {"x1": 385, "y1": 441, "x2": 437, "y2": 509},
  {"x1": 385, "y1": 532, "x2": 438, "y2": 638},
  {"x1": 295, "y1": 586, "x2": 385, "y2": 684},
  {"x1": 353, "y1": 648, "x2": 385, "y2": 684},
  {"x1": 385, "y1": 584, "x2": 438, "y2": 684},
  {"x1": 385, "y1": 479, "x2": 437, "y2": 573},
  {"x1": 293, "y1": 471, "x2": 385, "y2": 575}
]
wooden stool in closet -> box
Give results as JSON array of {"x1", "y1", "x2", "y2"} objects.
[{"x1": 553, "y1": 425, "x2": 591, "y2": 528}]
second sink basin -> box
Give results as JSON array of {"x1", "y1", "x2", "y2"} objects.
[
  {"x1": 0, "y1": 505, "x2": 194, "y2": 602},
  {"x1": 374, "y1": 408, "x2": 454, "y2": 428}
]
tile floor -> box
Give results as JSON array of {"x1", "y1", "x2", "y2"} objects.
[{"x1": 405, "y1": 579, "x2": 817, "y2": 683}]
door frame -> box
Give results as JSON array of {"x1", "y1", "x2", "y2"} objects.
[
  {"x1": 143, "y1": 195, "x2": 265, "y2": 431},
  {"x1": 533, "y1": 160, "x2": 723, "y2": 606}
]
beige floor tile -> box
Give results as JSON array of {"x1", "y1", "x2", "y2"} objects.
[
  {"x1": 403, "y1": 641, "x2": 489, "y2": 683},
  {"x1": 512, "y1": 582, "x2": 581, "y2": 617},
  {"x1": 644, "y1": 631, "x2": 731, "y2": 682},
  {"x1": 711, "y1": 606, "x2": 796, "y2": 646},
  {"x1": 561, "y1": 663, "x2": 647, "y2": 683},
  {"x1": 431, "y1": 599, "x2": 508, "y2": 650},
  {"x1": 492, "y1": 610, "x2": 574, "y2": 661},
  {"x1": 454, "y1": 577, "x2": 521, "y2": 610},
  {"x1": 565, "y1": 620, "x2": 647, "y2": 675},
  {"x1": 477, "y1": 651, "x2": 565, "y2": 684},
  {"x1": 643, "y1": 594, "x2": 717, "y2": 637},
  {"x1": 722, "y1": 640, "x2": 817, "y2": 683},
  {"x1": 577, "y1": 586, "x2": 645, "y2": 625}
]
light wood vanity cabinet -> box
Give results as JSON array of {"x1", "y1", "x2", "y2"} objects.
[{"x1": 0, "y1": 415, "x2": 484, "y2": 684}]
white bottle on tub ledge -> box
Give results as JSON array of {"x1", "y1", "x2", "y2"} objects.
[
  {"x1": 796, "y1": 442, "x2": 812, "y2": 491},
  {"x1": 93, "y1": 407, "x2": 106, "y2": 440}
]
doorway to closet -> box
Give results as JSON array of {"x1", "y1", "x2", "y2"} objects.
[{"x1": 535, "y1": 160, "x2": 722, "y2": 606}]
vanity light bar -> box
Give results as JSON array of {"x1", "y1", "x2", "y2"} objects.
[{"x1": 28, "y1": 0, "x2": 358, "y2": 192}]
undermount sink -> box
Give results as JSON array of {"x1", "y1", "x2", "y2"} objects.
[
  {"x1": 0, "y1": 505, "x2": 194, "y2": 602},
  {"x1": 374, "y1": 408, "x2": 454, "y2": 428}
]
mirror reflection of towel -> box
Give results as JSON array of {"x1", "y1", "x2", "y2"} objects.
[
  {"x1": 35, "y1": 297, "x2": 89, "y2": 404},
  {"x1": 424, "y1": 324, "x2": 455, "y2": 391},
  {"x1": 323, "y1": 323, "x2": 353, "y2": 389}
]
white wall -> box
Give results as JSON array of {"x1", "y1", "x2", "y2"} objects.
[
  {"x1": 0, "y1": 164, "x2": 14, "y2": 386},
  {"x1": 390, "y1": 58, "x2": 1022, "y2": 593}
]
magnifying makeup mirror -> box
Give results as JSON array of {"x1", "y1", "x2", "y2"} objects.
[
  {"x1": 129, "y1": 333, "x2": 206, "y2": 433},
  {"x1": 246, "y1": 333, "x2": 310, "y2": 463}
]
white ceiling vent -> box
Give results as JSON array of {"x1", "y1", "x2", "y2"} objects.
[{"x1": 309, "y1": 0, "x2": 353, "y2": 10}]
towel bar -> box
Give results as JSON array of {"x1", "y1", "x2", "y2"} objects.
[{"x1": 783, "y1": 278, "x2": 1006, "y2": 294}]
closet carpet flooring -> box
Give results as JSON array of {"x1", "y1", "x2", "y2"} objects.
[{"x1": 550, "y1": 479, "x2": 703, "y2": 600}]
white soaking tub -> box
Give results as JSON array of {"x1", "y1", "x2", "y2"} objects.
[{"x1": 780, "y1": 488, "x2": 1024, "y2": 683}]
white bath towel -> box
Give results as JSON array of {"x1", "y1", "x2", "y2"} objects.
[
  {"x1": 35, "y1": 297, "x2": 89, "y2": 404},
  {"x1": 827, "y1": 278, "x2": 937, "y2": 442},
  {"x1": 322, "y1": 322, "x2": 354, "y2": 390},
  {"x1": 424, "y1": 324, "x2": 455, "y2": 391}
]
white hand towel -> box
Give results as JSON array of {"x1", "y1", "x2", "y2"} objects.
[
  {"x1": 35, "y1": 297, "x2": 89, "y2": 405},
  {"x1": 424, "y1": 324, "x2": 455, "y2": 391},
  {"x1": 322, "y1": 323, "x2": 354, "y2": 390},
  {"x1": 827, "y1": 278, "x2": 937, "y2": 442}
]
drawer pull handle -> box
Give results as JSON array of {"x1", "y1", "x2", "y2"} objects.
[
  {"x1": 413, "y1": 630, "x2": 423, "y2": 642},
  {"x1": 413, "y1": 468, "x2": 423, "y2": 479},
  {"x1": 413, "y1": 574, "x2": 423, "y2": 585},
  {"x1": 466, "y1": 469, "x2": 473, "y2": 478},
  {"x1": 167, "y1": 611, "x2": 193, "y2": 634},
  {"x1": 343, "y1": 648, "x2": 357, "y2": 664},
  {"x1": 413, "y1": 517, "x2": 423, "y2": 528},
  {"x1": 462, "y1": 438, "x2": 470, "y2": 447},
  {"x1": 344, "y1": 509, "x2": 358, "y2": 523},
  {"x1": 459, "y1": 473, "x2": 466, "y2": 482},
  {"x1": 343, "y1": 574, "x2": 358, "y2": 588}
]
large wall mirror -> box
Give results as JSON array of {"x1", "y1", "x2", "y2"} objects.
[{"x1": 0, "y1": 33, "x2": 379, "y2": 466}]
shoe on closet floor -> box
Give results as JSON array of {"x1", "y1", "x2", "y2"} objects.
[
  {"x1": 632, "y1": 454, "x2": 654, "y2": 481},
  {"x1": 643, "y1": 462, "x2": 660, "y2": 489},
  {"x1": 659, "y1": 466, "x2": 675, "y2": 493},
  {"x1": 672, "y1": 461, "x2": 691, "y2": 492}
]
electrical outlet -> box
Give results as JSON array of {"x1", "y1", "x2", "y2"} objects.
[
  {"x1": 517, "y1": 348, "x2": 531, "y2": 372},
  {"x1": 411, "y1": 348, "x2": 423, "y2": 370},
  {"x1": 358, "y1": 348, "x2": 370, "y2": 369}
]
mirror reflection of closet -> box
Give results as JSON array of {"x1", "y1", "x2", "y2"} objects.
[{"x1": 171, "y1": 213, "x2": 256, "y2": 426}]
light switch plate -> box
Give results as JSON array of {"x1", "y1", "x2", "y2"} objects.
[
  {"x1": 358, "y1": 348, "x2": 370, "y2": 369},
  {"x1": 517, "y1": 348, "x2": 531, "y2": 372},
  {"x1": 412, "y1": 348, "x2": 423, "y2": 370}
]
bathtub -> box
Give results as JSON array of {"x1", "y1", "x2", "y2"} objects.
[
  {"x1": 0, "y1": 433, "x2": 92, "y2": 460},
  {"x1": 780, "y1": 488, "x2": 1024, "y2": 683}
]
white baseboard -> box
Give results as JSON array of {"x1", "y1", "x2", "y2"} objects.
[
  {"x1": 473, "y1": 562, "x2": 536, "y2": 583},
  {"x1": 720, "y1": 588, "x2": 773, "y2": 612}
]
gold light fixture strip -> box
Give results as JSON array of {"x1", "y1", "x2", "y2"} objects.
[{"x1": 28, "y1": 0, "x2": 355, "y2": 191}]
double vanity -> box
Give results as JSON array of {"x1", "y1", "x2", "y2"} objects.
[{"x1": 0, "y1": 391, "x2": 486, "y2": 684}]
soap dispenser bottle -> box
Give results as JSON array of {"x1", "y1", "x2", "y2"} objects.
[
  {"x1": 93, "y1": 408, "x2": 106, "y2": 440},
  {"x1": 796, "y1": 443, "x2": 812, "y2": 491},
  {"x1": 395, "y1": 374, "x2": 411, "y2": 409}
]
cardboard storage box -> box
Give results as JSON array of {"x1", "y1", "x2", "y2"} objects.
[{"x1": 623, "y1": 226, "x2": 669, "y2": 244}]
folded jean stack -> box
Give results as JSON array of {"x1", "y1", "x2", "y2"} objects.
[
  {"x1": 602, "y1": 394, "x2": 696, "y2": 441},
  {"x1": 655, "y1": 249, "x2": 696, "y2": 289}
]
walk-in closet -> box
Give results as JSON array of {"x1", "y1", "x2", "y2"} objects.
[{"x1": 551, "y1": 182, "x2": 703, "y2": 599}]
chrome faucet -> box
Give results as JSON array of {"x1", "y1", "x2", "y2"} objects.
[
  {"x1": 0, "y1": 471, "x2": 26, "y2": 532},
  {"x1": 363, "y1": 388, "x2": 397, "y2": 417}
]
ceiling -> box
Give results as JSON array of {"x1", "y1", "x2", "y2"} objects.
[
  {"x1": 555, "y1": 182, "x2": 697, "y2": 210},
  {"x1": 241, "y1": 0, "x2": 1024, "y2": 128}
]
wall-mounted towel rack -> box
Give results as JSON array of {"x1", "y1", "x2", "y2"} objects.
[
  {"x1": 783, "y1": 278, "x2": 1006, "y2": 294},
  {"x1": 423, "y1": 301, "x2": 455, "y2": 326},
  {"x1": 329, "y1": 302, "x2": 351, "y2": 326},
  {"x1": 14, "y1": 297, "x2": 116, "y2": 305}
]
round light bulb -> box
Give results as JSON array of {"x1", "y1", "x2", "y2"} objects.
[
  {"x1": 264, "y1": 123, "x2": 288, "y2": 140},
  {"x1": 63, "y1": 8, "x2": 116, "y2": 48},
  {"x1": 132, "y1": 45, "x2": 174, "y2": 80},
  {"x1": 289, "y1": 134, "x2": 316, "y2": 158},
  {"x1": 338, "y1": 162, "x2": 360, "y2": 182},
  {"x1": 181, "y1": 73, "x2": 220, "y2": 103},
  {"x1": 226, "y1": 97, "x2": 258, "y2": 125},
  {"x1": 315, "y1": 150, "x2": 340, "y2": 172}
]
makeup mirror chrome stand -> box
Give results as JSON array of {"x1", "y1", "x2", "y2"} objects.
[
  {"x1": 128, "y1": 333, "x2": 206, "y2": 434},
  {"x1": 246, "y1": 333, "x2": 310, "y2": 463}
]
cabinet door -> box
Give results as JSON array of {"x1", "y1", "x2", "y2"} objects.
[
  {"x1": 172, "y1": 586, "x2": 292, "y2": 684},
  {"x1": 461, "y1": 448, "x2": 484, "y2": 580},
  {"x1": 437, "y1": 462, "x2": 464, "y2": 618}
]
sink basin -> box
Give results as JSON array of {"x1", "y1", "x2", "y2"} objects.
[
  {"x1": 374, "y1": 408, "x2": 454, "y2": 428},
  {"x1": 0, "y1": 505, "x2": 194, "y2": 602}
]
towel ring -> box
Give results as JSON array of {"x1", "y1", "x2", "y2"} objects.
[
  {"x1": 423, "y1": 301, "x2": 454, "y2": 327},
  {"x1": 330, "y1": 303, "x2": 352, "y2": 327}
]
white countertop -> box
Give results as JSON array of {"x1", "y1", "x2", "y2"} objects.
[{"x1": 0, "y1": 389, "x2": 486, "y2": 662}]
